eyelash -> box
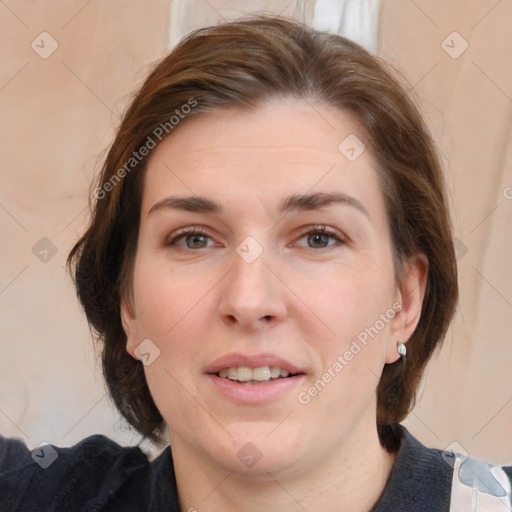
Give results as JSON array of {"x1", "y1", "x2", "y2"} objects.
[{"x1": 166, "y1": 225, "x2": 346, "y2": 250}]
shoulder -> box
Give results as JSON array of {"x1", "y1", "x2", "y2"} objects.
[
  {"x1": 0, "y1": 433, "x2": 176, "y2": 512},
  {"x1": 448, "y1": 448, "x2": 512, "y2": 511},
  {"x1": 374, "y1": 425, "x2": 454, "y2": 511},
  {"x1": 372, "y1": 425, "x2": 512, "y2": 512}
]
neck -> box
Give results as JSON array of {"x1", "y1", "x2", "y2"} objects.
[{"x1": 170, "y1": 419, "x2": 398, "y2": 512}]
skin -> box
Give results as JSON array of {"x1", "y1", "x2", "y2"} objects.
[{"x1": 121, "y1": 97, "x2": 428, "y2": 512}]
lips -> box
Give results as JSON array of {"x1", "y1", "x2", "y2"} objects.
[
  {"x1": 204, "y1": 352, "x2": 305, "y2": 376},
  {"x1": 204, "y1": 353, "x2": 307, "y2": 404}
]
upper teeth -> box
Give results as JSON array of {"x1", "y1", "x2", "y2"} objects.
[{"x1": 218, "y1": 366, "x2": 290, "y2": 381}]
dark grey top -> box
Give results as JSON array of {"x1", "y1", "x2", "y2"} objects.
[{"x1": 1, "y1": 424, "x2": 510, "y2": 511}]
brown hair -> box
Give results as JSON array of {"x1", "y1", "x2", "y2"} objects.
[{"x1": 67, "y1": 15, "x2": 458, "y2": 450}]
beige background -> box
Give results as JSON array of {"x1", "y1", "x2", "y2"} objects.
[{"x1": 0, "y1": 0, "x2": 511, "y2": 464}]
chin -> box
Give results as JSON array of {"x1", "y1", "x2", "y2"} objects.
[{"x1": 216, "y1": 421, "x2": 306, "y2": 477}]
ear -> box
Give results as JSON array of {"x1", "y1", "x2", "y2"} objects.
[
  {"x1": 386, "y1": 253, "x2": 428, "y2": 364},
  {"x1": 120, "y1": 293, "x2": 140, "y2": 360}
]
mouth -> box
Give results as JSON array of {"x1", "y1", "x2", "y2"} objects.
[
  {"x1": 214, "y1": 365, "x2": 302, "y2": 384},
  {"x1": 204, "y1": 353, "x2": 306, "y2": 403}
]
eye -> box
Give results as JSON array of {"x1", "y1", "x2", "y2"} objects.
[
  {"x1": 166, "y1": 226, "x2": 217, "y2": 249},
  {"x1": 165, "y1": 224, "x2": 346, "y2": 251},
  {"x1": 294, "y1": 225, "x2": 346, "y2": 249}
]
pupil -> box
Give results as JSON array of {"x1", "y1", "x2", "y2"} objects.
[
  {"x1": 310, "y1": 233, "x2": 328, "y2": 248},
  {"x1": 188, "y1": 235, "x2": 207, "y2": 248}
]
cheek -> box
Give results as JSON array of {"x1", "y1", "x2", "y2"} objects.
[
  {"x1": 297, "y1": 275, "x2": 394, "y2": 423},
  {"x1": 133, "y1": 263, "x2": 211, "y2": 425},
  {"x1": 292, "y1": 258, "x2": 396, "y2": 339},
  {"x1": 295, "y1": 258, "x2": 396, "y2": 402},
  {"x1": 131, "y1": 259, "x2": 216, "y2": 399},
  {"x1": 132, "y1": 256, "x2": 210, "y2": 339}
]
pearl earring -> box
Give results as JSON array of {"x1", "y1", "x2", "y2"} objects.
[{"x1": 397, "y1": 342, "x2": 406, "y2": 357}]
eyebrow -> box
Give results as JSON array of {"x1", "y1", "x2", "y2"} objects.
[{"x1": 148, "y1": 192, "x2": 369, "y2": 218}]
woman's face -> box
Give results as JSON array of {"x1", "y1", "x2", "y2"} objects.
[{"x1": 122, "y1": 97, "x2": 425, "y2": 476}]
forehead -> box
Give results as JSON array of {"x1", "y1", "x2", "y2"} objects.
[{"x1": 141, "y1": 98, "x2": 384, "y2": 219}]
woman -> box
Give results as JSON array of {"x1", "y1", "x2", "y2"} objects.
[{"x1": 1, "y1": 14, "x2": 511, "y2": 512}]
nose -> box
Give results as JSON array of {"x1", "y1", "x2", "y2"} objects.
[{"x1": 217, "y1": 242, "x2": 288, "y2": 332}]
